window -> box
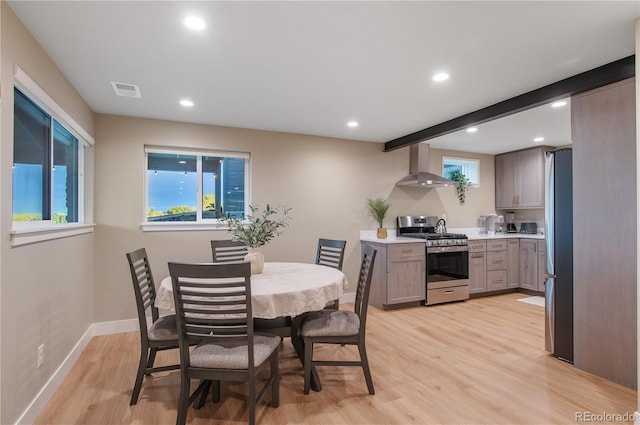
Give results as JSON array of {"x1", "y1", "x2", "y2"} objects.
[
  {"x1": 13, "y1": 88, "x2": 83, "y2": 224},
  {"x1": 145, "y1": 147, "x2": 249, "y2": 226},
  {"x1": 442, "y1": 156, "x2": 480, "y2": 185}
]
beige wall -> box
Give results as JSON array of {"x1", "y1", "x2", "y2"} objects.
[
  {"x1": 0, "y1": 4, "x2": 95, "y2": 424},
  {"x1": 94, "y1": 115, "x2": 496, "y2": 322}
]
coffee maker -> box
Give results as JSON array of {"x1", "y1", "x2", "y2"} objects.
[{"x1": 506, "y1": 211, "x2": 517, "y2": 233}]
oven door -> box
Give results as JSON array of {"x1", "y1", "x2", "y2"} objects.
[{"x1": 426, "y1": 246, "x2": 469, "y2": 288}]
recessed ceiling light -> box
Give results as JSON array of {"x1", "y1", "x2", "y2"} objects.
[
  {"x1": 347, "y1": 121, "x2": 358, "y2": 128},
  {"x1": 534, "y1": 137, "x2": 545, "y2": 142},
  {"x1": 551, "y1": 100, "x2": 568, "y2": 108},
  {"x1": 432, "y1": 72, "x2": 450, "y2": 82},
  {"x1": 180, "y1": 99, "x2": 194, "y2": 107},
  {"x1": 184, "y1": 16, "x2": 206, "y2": 31},
  {"x1": 466, "y1": 127, "x2": 478, "y2": 133}
]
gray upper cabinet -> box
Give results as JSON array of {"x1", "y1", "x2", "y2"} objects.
[{"x1": 495, "y1": 146, "x2": 546, "y2": 209}]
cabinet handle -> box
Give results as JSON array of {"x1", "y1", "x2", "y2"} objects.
[
  {"x1": 445, "y1": 290, "x2": 455, "y2": 294},
  {"x1": 471, "y1": 254, "x2": 484, "y2": 258},
  {"x1": 492, "y1": 259, "x2": 504, "y2": 264},
  {"x1": 493, "y1": 279, "x2": 504, "y2": 284},
  {"x1": 401, "y1": 249, "x2": 413, "y2": 254}
]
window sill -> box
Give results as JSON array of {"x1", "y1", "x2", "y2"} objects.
[
  {"x1": 141, "y1": 222, "x2": 231, "y2": 232},
  {"x1": 10, "y1": 223, "x2": 95, "y2": 247}
]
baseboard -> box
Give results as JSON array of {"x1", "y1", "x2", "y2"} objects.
[{"x1": 14, "y1": 318, "x2": 140, "y2": 425}]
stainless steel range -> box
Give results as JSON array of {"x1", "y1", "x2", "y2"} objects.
[{"x1": 397, "y1": 216, "x2": 470, "y2": 305}]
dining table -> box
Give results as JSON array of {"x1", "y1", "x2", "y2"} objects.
[{"x1": 155, "y1": 261, "x2": 349, "y2": 392}]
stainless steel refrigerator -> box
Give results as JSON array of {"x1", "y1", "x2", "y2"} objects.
[{"x1": 544, "y1": 148, "x2": 573, "y2": 363}]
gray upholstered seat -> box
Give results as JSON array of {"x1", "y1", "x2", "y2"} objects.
[
  {"x1": 126, "y1": 248, "x2": 181, "y2": 405},
  {"x1": 300, "y1": 310, "x2": 360, "y2": 337},
  {"x1": 191, "y1": 335, "x2": 280, "y2": 369},
  {"x1": 148, "y1": 314, "x2": 178, "y2": 341}
]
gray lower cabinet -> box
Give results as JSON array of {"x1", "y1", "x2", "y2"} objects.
[
  {"x1": 519, "y1": 239, "x2": 538, "y2": 291},
  {"x1": 506, "y1": 239, "x2": 519, "y2": 288},
  {"x1": 361, "y1": 241, "x2": 425, "y2": 309},
  {"x1": 486, "y1": 239, "x2": 508, "y2": 291},
  {"x1": 468, "y1": 240, "x2": 486, "y2": 294}
]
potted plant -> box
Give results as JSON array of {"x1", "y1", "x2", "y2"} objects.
[
  {"x1": 448, "y1": 170, "x2": 471, "y2": 205},
  {"x1": 367, "y1": 198, "x2": 391, "y2": 239},
  {"x1": 219, "y1": 204, "x2": 292, "y2": 274}
]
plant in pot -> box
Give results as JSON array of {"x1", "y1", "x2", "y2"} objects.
[
  {"x1": 367, "y1": 198, "x2": 391, "y2": 239},
  {"x1": 448, "y1": 170, "x2": 471, "y2": 205},
  {"x1": 219, "y1": 204, "x2": 292, "y2": 274}
]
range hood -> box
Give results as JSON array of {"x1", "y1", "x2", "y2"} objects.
[{"x1": 396, "y1": 144, "x2": 455, "y2": 188}]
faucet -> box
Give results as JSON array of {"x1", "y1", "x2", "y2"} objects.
[{"x1": 435, "y1": 218, "x2": 447, "y2": 234}]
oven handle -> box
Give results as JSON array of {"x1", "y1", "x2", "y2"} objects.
[{"x1": 427, "y1": 245, "x2": 469, "y2": 254}]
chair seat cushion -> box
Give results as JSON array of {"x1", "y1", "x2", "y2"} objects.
[
  {"x1": 190, "y1": 335, "x2": 280, "y2": 369},
  {"x1": 148, "y1": 314, "x2": 178, "y2": 341},
  {"x1": 300, "y1": 309, "x2": 360, "y2": 337}
]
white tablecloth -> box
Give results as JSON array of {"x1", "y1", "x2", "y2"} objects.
[{"x1": 156, "y1": 262, "x2": 348, "y2": 319}]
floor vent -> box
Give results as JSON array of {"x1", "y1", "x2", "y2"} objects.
[{"x1": 110, "y1": 81, "x2": 141, "y2": 98}]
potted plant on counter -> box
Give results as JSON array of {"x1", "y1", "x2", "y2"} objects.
[
  {"x1": 449, "y1": 170, "x2": 472, "y2": 205},
  {"x1": 219, "y1": 204, "x2": 292, "y2": 274},
  {"x1": 367, "y1": 198, "x2": 391, "y2": 239}
]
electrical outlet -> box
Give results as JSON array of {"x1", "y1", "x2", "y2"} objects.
[{"x1": 37, "y1": 344, "x2": 44, "y2": 369}]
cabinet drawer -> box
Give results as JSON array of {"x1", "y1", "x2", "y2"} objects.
[
  {"x1": 487, "y1": 270, "x2": 507, "y2": 291},
  {"x1": 486, "y1": 251, "x2": 507, "y2": 270},
  {"x1": 426, "y1": 285, "x2": 469, "y2": 305},
  {"x1": 468, "y1": 240, "x2": 487, "y2": 252},
  {"x1": 487, "y1": 239, "x2": 507, "y2": 251},
  {"x1": 388, "y1": 244, "x2": 424, "y2": 258}
]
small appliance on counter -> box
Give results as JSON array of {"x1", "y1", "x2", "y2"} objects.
[
  {"x1": 495, "y1": 215, "x2": 504, "y2": 233},
  {"x1": 506, "y1": 211, "x2": 517, "y2": 233},
  {"x1": 520, "y1": 222, "x2": 538, "y2": 234}
]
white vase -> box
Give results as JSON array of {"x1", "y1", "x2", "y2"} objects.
[{"x1": 245, "y1": 247, "x2": 265, "y2": 274}]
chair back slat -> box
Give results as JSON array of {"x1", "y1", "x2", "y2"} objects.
[
  {"x1": 126, "y1": 248, "x2": 159, "y2": 332},
  {"x1": 315, "y1": 238, "x2": 347, "y2": 270},
  {"x1": 354, "y1": 245, "x2": 377, "y2": 327},
  {"x1": 169, "y1": 261, "x2": 255, "y2": 368},
  {"x1": 211, "y1": 240, "x2": 249, "y2": 263}
]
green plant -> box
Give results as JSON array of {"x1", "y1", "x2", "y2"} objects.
[
  {"x1": 449, "y1": 170, "x2": 471, "y2": 205},
  {"x1": 367, "y1": 198, "x2": 391, "y2": 228},
  {"x1": 220, "y1": 204, "x2": 292, "y2": 248}
]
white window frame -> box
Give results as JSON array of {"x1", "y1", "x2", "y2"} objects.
[
  {"x1": 141, "y1": 146, "x2": 251, "y2": 232},
  {"x1": 10, "y1": 66, "x2": 94, "y2": 247},
  {"x1": 442, "y1": 156, "x2": 480, "y2": 186}
]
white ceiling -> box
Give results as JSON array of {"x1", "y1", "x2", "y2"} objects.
[{"x1": 7, "y1": 1, "x2": 638, "y2": 154}]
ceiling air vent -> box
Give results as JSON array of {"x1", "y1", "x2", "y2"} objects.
[{"x1": 110, "y1": 81, "x2": 141, "y2": 98}]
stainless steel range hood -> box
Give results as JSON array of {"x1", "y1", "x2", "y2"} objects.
[{"x1": 396, "y1": 143, "x2": 454, "y2": 188}]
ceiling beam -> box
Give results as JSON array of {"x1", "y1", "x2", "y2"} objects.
[{"x1": 384, "y1": 55, "x2": 635, "y2": 152}]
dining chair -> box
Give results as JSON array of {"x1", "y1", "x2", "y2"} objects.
[
  {"x1": 300, "y1": 244, "x2": 377, "y2": 395},
  {"x1": 125, "y1": 248, "x2": 180, "y2": 405},
  {"x1": 210, "y1": 239, "x2": 248, "y2": 263},
  {"x1": 168, "y1": 261, "x2": 280, "y2": 425},
  {"x1": 315, "y1": 238, "x2": 347, "y2": 309}
]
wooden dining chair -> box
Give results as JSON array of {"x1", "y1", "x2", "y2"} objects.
[
  {"x1": 168, "y1": 261, "x2": 280, "y2": 425},
  {"x1": 210, "y1": 240, "x2": 248, "y2": 263},
  {"x1": 315, "y1": 238, "x2": 347, "y2": 309},
  {"x1": 126, "y1": 248, "x2": 180, "y2": 405},
  {"x1": 300, "y1": 244, "x2": 377, "y2": 395}
]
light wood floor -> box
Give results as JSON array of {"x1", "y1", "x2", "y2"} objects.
[{"x1": 35, "y1": 293, "x2": 636, "y2": 425}]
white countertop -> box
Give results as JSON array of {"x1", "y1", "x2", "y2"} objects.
[{"x1": 360, "y1": 228, "x2": 544, "y2": 244}]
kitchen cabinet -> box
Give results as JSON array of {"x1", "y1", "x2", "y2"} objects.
[
  {"x1": 537, "y1": 240, "x2": 546, "y2": 292},
  {"x1": 519, "y1": 239, "x2": 538, "y2": 291},
  {"x1": 506, "y1": 239, "x2": 520, "y2": 288},
  {"x1": 486, "y1": 239, "x2": 507, "y2": 291},
  {"x1": 361, "y1": 241, "x2": 425, "y2": 310},
  {"x1": 495, "y1": 146, "x2": 545, "y2": 209},
  {"x1": 468, "y1": 240, "x2": 487, "y2": 294}
]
